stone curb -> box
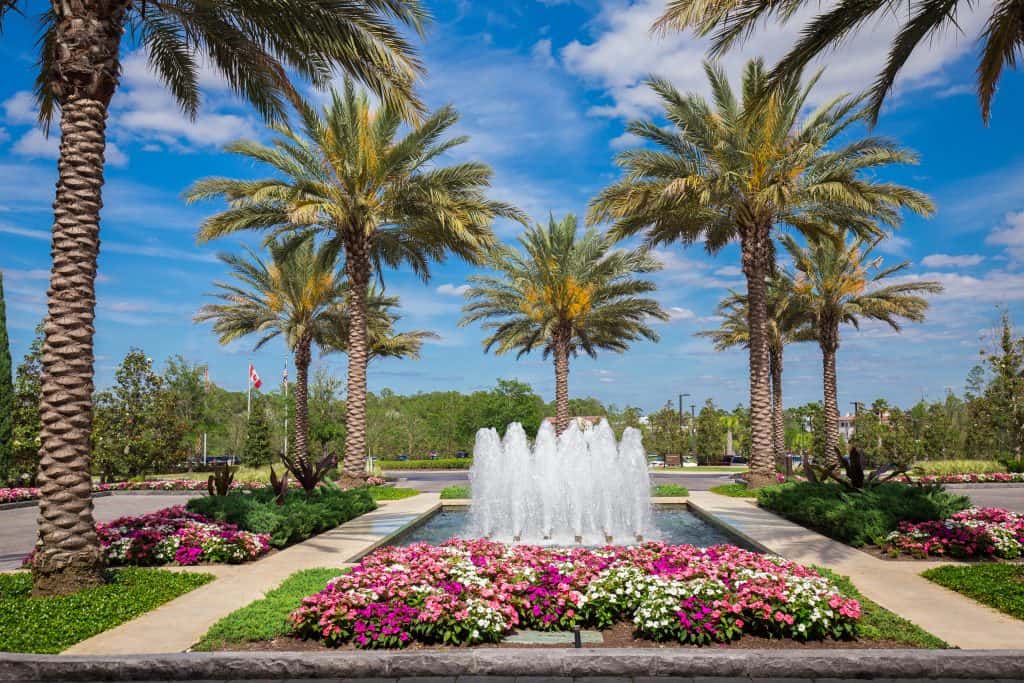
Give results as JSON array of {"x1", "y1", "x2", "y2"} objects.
[{"x1": 2, "y1": 650, "x2": 1024, "y2": 680}]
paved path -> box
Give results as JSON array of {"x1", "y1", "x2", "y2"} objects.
[
  {"x1": 946, "y1": 484, "x2": 1024, "y2": 513},
  {"x1": 63, "y1": 493, "x2": 441, "y2": 655},
  {"x1": 688, "y1": 491, "x2": 1024, "y2": 650},
  {"x1": 0, "y1": 493, "x2": 200, "y2": 571}
]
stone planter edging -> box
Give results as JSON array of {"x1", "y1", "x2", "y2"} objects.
[{"x1": 2, "y1": 649, "x2": 1024, "y2": 681}]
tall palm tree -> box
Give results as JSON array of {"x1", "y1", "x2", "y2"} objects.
[
  {"x1": 188, "y1": 80, "x2": 523, "y2": 480},
  {"x1": 8, "y1": 0, "x2": 428, "y2": 596},
  {"x1": 782, "y1": 233, "x2": 943, "y2": 467},
  {"x1": 699, "y1": 273, "x2": 811, "y2": 465},
  {"x1": 462, "y1": 214, "x2": 667, "y2": 434},
  {"x1": 588, "y1": 60, "x2": 933, "y2": 488},
  {"x1": 654, "y1": 0, "x2": 1021, "y2": 123},
  {"x1": 195, "y1": 235, "x2": 432, "y2": 489}
]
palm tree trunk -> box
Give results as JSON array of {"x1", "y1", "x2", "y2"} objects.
[
  {"x1": 770, "y1": 344, "x2": 785, "y2": 470},
  {"x1": 32, "y1": 0, "x2": 128, "y2": 596},
  {"x1": 821, "y1": 329, "x2": 842, "y2": 470},
  {"x1": 293, "y1": 333, "x2": 312, "y2": 479},
  {"x1": 741, "y1": 224, "x2": 775, "y2": 489},
  {"x1": 342, "y1": 235, "x2": 371, "y2": 479},
  {"x1": 553, "y1": 328, "x2": 570, "y2": 435}
]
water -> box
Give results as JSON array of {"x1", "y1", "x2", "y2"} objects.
[
  {"x1": 469, "y1": 420, "x2": 652, "y2": 545},
  {"x1": 391, "y1": 508, "x2": 756, "y2": 550}
]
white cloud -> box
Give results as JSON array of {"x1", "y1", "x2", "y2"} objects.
[
  {"x1": 985, "y1": 211, "x2": 1024, "y2": 260},
  {"x1": 608, "y1": 131, "x2": 641, "y2": 150},
  {"x1": 714, "y1": 265, "x2": 743, "y2": 277},
  {"x1": 652, "y1": 248, "x2": 744, "y2": 289},
  {"x1": 874, "y1": 233, "x2": 911, "y2": 256},
  {"x1": 531, "y1": 39, "x2": 557, "y2": 68},
  {"x1": 920, "y1": 253, "x2": 984, "y2": 268},
  {"x1": 665, "y1": 306, "x2": 695, "y2": 321},
  {"x1": 560, "y1": 0, "x2": 987, "y2": 120},
  {"x1": 11, "y1": 128, "x2": 127, "y2": 167},
  {"x1": 436, "y1": 283, "x2": 470, "y2": 297},
  {"x1": 0, "y1": 222, "x2": 216, "y2": 263},
  {"x1": 2, "y1": 91, "x2": 37, "y2": 125}
]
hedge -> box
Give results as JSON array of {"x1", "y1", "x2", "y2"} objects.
[
  {"x1": 187, "y1": 485, "x2": 376, "y2": 548},
  {"x1": 376, "y1": 458, "x2": 471, "y2": 470}
]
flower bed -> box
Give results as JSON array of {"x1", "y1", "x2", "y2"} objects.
[
  {"x1": 291, "y1": 540, "x2": 861, "y2": 649},
  {"x1": 1, "y1": 480, "x2": 266, "y2": 504},
  {"x1": 96, "y1": 506, "x2": 270, "y2": 566},
  {"x1": 883, "y1": 507, "x2": 1024, "y2": 560},
  {"x1": 0, "y1": 487, "x2": 40, "y2": 504},
  {"x1": 907, "y1": 473, "x2": 1024, "y2": 485}
]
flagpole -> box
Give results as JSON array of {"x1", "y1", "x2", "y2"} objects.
[{"x1": 247, "y1": 362, "x2": 252, "y2": 416}]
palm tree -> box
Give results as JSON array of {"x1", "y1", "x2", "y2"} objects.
[
  {"x1": 588, "y1": 60, "x2": 933, "y2": 488},
  {"x1": 462, "y1": 214, "x2": 667, "y2": 434},
  {"x1": 782, "y1": 233, "x2": 943, "y2": 467},
  {"x1": 188, "y1": 81, "x2": 523, "y2": 480},
  {"x1": 654, "y1": 0, "x2": 1021, "y2": 123},
  {"x1": 9, "y1": 0, "x2": 427, "y2": 596},
  {"x1": 699, "y1": 273, "x2": 811, "y2": 466},
  {"x1": 195, "y1": 235, "x2": 432, "y2": 489}
]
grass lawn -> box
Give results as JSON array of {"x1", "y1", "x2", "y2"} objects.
[
  {"x1": 0, "y1": 568, "x2": 213, "y2": 654},
  {"x1": 194, "y1": 567, "x2": 345, "y2": 650},
  {"x1": 922, "y1": 564, "x2": 1024, "y2": 622},
  {"x1": 816, "y1": 568, "x2": 948, "y2": 648},
  {"x1": 368, "y1": 486, "x2": 419, "y2": 501},
  {"x1": 440, "y1": 484, "x2": 470, "y2": 499},
  {"x1": 709, "y1": 483, "x2": 758, "y2": 498},
  {"x1": 655, "y1": 466, "x2": 748, "y2": 473},
  {"x1": 440, "y1": 484, "x2": 689, "y2": 499}
]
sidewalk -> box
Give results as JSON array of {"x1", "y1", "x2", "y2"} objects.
[
  {"x1": 688, "y1": 490, "x2": 1024, "y2": 649},
  {"x1": 63, "y1": 493, "x2": 440, "y2": 655}
]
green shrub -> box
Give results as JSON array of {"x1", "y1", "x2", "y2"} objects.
[
  {"x1": 194, "y1": 567, "x2": 346, "y2": 650},
  {"x1": 376, "y1": 458, "x2": 471, "y2": 470},
  {"x1": 913, "y1": 459, "x2": 1006, "y2": 476},
  {"x1": 188, "y1": 485, "x2": 376, "y2": 548},
  {"x1": 368, "y1": 486, "x2": 419, "y2": 501},
  {"x1": 757, "y1": 481, "x2": 969, "y2": 547},
  {"x1": 922, "y1": 564, "x2": 1024, "y2": 622},
  {"x1": 0, "y1": 568, "x2": 213, "y2": 653},
  {"x1": 440, "y1": 485, "x2": 471, "y2": 499},
  {"x1": 651, "y1": 483, "x2": 689, "y2": 497},
  {"x1": 1003, "y1": 458, "x2": 1024, "y2": 474}
]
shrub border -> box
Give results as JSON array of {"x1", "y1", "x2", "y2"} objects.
[{"x1": 1, "y1": 649, "x2": 1023, "y2": 680}]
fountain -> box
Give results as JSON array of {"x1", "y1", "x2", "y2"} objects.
[{"x1": 468, "y1": 418, "x2": 653, "y2": 545}]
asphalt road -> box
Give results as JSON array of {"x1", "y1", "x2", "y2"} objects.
[
  {"x1": 945, "y1": 485, "x2": 1024, "y2": 513},
  {"x1": 0, "y1": 493, "x2": 200, "y2": 572}
]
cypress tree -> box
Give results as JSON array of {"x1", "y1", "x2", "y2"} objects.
[
  {"x1": 242, "y1": 398, "x2": 272, "y2": 467},
  {"x1": 0, "y1": 273, "x2": 13, "y2": 481}
]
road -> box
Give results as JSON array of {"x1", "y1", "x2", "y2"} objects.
[
  {"x1": 0, "y1": 493, "x2": 199, "y2": 572},
  {"x1": 387, "y1": 469, "x2": 742, "y2": 492},
  {"x1": 945, "y1": 485, "x2": 1024, "y2": 513}
]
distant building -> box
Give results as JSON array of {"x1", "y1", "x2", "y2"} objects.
[
  {"x1": 838, "y1": 414, "x2": 856, "y2": 440},
  {"x1": 543, "y1": 416, "x2": 604, "y2": 429}
]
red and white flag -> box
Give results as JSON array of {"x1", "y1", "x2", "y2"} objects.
[{"x1": 249, "y1": 363, "x2": 262, "y2": 390}]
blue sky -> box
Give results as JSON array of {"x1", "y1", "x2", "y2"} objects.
[{"x1": 1, "y1": 0, "x2": 1023, "y2": 415}]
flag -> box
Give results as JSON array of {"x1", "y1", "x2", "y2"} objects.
[{"x1": 249, "y1": 363, "x2": 262, "y2": 390}]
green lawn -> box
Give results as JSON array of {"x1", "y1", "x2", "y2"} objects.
[
  {"x1": 440, "y1": 483, "x2": 689, "y2": 499},
  {"x1": 816, "y1": 568, "x2": 948, "y2": 648},
  {"x1": 194, "y1": 567, "x2": 345, "y2": 650},
  {"x1": 440, "y1": 484, "x2": 471, "y2": 499},
  {"x1": 656, "y1": 466, "x2": 748, "y2": 473},
  {"x1": 368, "y1": 486, "x2": 419, "y2": 501},
  {"x1": 922, "y1": 564, "x2": 1024, "y2": 622},
  {"x1": 0, "y1": 568, "x2": 213, "y2": 653},
  {"x1": 709, "y1": 483, "x2": 758, "y2": 498}
]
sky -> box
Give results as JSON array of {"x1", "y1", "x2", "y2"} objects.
[{"x1": 1, "y1": 0, "x2": 1023, "y2": 415}]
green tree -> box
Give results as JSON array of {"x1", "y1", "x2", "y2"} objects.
[
  {"x1": 463, "y1": 214, "x2": 666, "y2": 434},
  {"x1": 307, "y1": 369, "x2": 346, "y2": 458},
  {"x1": 9, "y1": 323, "x2": 43, "y2": 485},
  {"x1": 190, "y1": 81, "x2": 520, "y2": 481},
  {"x1": 162, "y1": 356, "x2": 208, "y2": 464},
  {"x1": 588, "y1": 59, "x2": 931, "y2": 487},
  {"x1": 783, "y1": 233, "x2": 942, "y2": 467},
  {"x1": 93, "y1": 349, "x2": 188, "y2": 481},
  {"x1": 10, "y1": 0, "x2": 428, "y2": 597},
  {"x1": 969, "y1": 313, "x2": 1024, "y2": 460},
  {"x1": 694, "y1": 399, "x2": 725, "y2": 464},
  {"x1": 0, "y1": 273, "x2": 12, "y2": 480},
  {"x1": 645, "y1": 401, "x2": 686, "y2": 457},
  {"x1": 655, "y1": 0, "x2": 1022, "y2": 123},
  {"x1": 242, "y1": 397, "x2": 272, "y2": 467}
]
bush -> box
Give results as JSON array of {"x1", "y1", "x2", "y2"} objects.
[
  {"x1": 0, "y1": 568, "x2": 213, "y2": 653},
  {"x1": 1003, "y1": 458, "x2": 1024, "y2": 474},
  {"x1": 376, "y1": 458, "x2": 471, "y2": 470},
  {"x1": 188, "y1": 485, "x2": 376, "y2": 548},
  {"x1": 914, "y1": 460, "x2": 1006, "y2": 476},
  {"x1": 440, "y1": 485, "x2": 470, "y2": 499},
  {"x1": 757, "y1": 481, "x2": 970, "y2": 547}
]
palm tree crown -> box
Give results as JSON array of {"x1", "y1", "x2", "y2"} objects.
[
  {"x1": 188, "y1": 80, "x2": 523, "y2": 478},
  {"x1": 654, "y1": 0, "x2": 1021, "y2": 123},
  {"x1": 782, "y1": 232, "x2": 943, "y2": 463},
  {"x1": 462, "y1": 214, "x2": 667, "y2": 433},
  {"x1": 588, "y1": 58, "x2": 932, "y2": 488}
]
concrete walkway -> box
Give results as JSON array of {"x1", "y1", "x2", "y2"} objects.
[
  {"x1": 688, "y1": 491, "x2": 1024, "y2": 649},
  {"x1": 63, "y1": 493, "x2": 440, "y2": 655}
]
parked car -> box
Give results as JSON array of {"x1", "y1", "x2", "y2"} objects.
[
  {"x1": 681, "y1": 456, "x2": 698, "y2": 468},
  {"x1": 395, "y1": 454, "x2": 410, "y2": 461},
  {"x1": 454, "y1": 451, "x2": 471, "y2": 459},
  {"x1": 729, "y1": 456, "x2": 748, "y2": 466},
  {"x1": 647, "y1": 454, "x2": 665, "y2": 468},
  {"x1": 204, "y1": 455, "x2": 241, "y2": 467}
]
